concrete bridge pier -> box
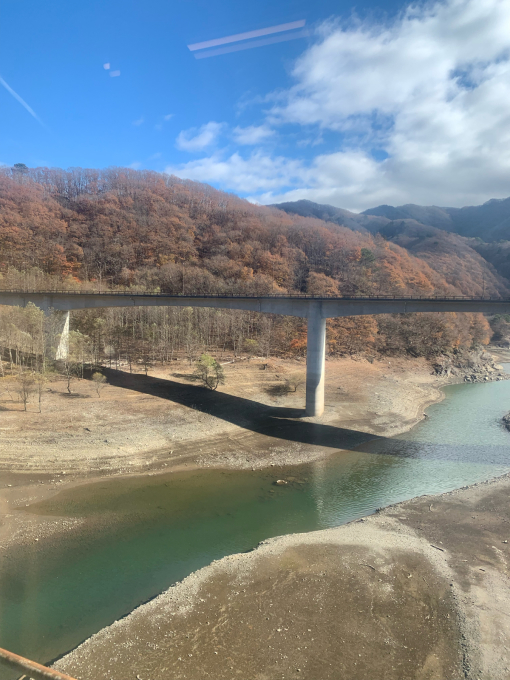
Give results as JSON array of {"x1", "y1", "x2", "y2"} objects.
[
  {"x1": 42, "y1": 309, "x2": 70, "y2": 361},
  {"x1": 305, "y1": 302, "x2": 326, "y2": 417},
  {"x1": 55, "y1": 310, "x2": 70, "y2": 361}
]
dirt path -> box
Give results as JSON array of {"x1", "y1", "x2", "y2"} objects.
[{"x1": 55, "y1": 473, "x2": 510, "y2": 680}]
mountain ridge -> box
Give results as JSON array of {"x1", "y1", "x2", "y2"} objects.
[
  {"x1": 272, "y1": 197, "x2": 510, "y2": 282},
  {"x1": 272, "y1": 196, "x2": 510, "y2": 242}
]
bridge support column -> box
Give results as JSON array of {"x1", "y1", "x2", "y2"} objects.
[
  {"x1": 55, "y1": 311, "x2": 70, "y2": 360},
  {"x1": 306, "y1": 302, "x2": 326, "y2": 417},
  {"x1": 43, "y1": 309, "x2": 70, "y2": 360}
]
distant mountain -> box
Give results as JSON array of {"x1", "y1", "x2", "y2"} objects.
[
  {"x1": 270, "y1": 200, "x2": 389, "y2": 233},
  {"x1": 363, "y1": 199, "x2": 510, "y2": 241},
  {"x1": 272, "y1": 197, "x2": 510, "y2": 242},
  {"x1": 272, "y1": 197, "x2": 510, "y2": 284}
]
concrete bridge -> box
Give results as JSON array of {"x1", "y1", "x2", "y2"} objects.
[{"x1": 1, "y1": 290, "x2": 509, "y2": 417}]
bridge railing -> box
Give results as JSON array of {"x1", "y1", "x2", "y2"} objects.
[{"x1": 0, "y1": 289, "x2": 508, "y2": 302}]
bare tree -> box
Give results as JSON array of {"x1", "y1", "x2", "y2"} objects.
[
  {"x1": 285, "y1": 373, "x2": 306, "y2": 393},
  {"x1": 34, "y1": 372, "x2": 49, "y2": 413},
  {"x1": 61, "y1": 361, "x2": 80, "y2": 394},
  {"x1": 15, "y1": 371, "x2": 35, "y2": 411},
  {"x1": 92, "y1": 371, "x2": 107, "y2": 397}
]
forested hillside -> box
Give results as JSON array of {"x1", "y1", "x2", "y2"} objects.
[
  {"x1": 0, "y1": 166, "x2": 503, "y2": 363},
  {"x1": 274, "y1": 198, "x2": 510, "y2": 293},
  {"x1": 275, "y1": 197, "x2": 510, "y2": 244}
]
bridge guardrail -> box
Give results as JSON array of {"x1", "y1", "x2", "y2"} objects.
[{"x1": 0, "y1": 290, "x2": 508, "y2": 302}]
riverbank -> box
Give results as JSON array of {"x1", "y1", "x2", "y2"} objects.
[
  {"x1": 55, "y1": 472, "x2": 510, "y2": 680},
  {"x1": 0, "y1": 355, "x2": 475, "y2": 476},
  {"x1": 0, "y1": 353, "x2": 505, "y2": 552}
]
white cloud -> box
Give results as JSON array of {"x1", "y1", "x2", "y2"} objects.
[
  {"x1": 103, "y1": 63, "x2": 110, "y2": 70},
  {"x1": 164, "y1": 113, "x2": 173, "y2": 121},
  {"x1": 128, "y1": 161, "x2": 142, "y2": 169},
  {"x1": 169, "y1": 0, "x2": 510, "y2": 210},
  {"x1": 232, "y1": 124, "x2": 275, "y2": 145},
  {"x1": 109, "y1": 70, "x2": 121, "y2": 77},
  {"x1": 132, "y1": 117, "x2": 144, "y2": 126},
  {"x1": 167, "y1": 151, "x2": 305, "y2": 193},
  {"x1": 176, "y1": 121, "x2": 224, "y2": 152},
  {"x1": 166, "y1": 150, "x2": 398, "y2": 210}
]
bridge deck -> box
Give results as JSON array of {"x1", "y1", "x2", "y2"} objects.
[
  {"x1": 2, "y1": 290, "x2": 509, "y2": 417},
  {"x1": 1, "y1": 290, "x2": 510, "y2": 319}
]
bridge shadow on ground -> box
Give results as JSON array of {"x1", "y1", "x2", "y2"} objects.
[
  {"x1": 100, "y1": 369, "x2": 510, "y2": 466},
  {"x1": 101, "y1": 368, "x2": 383, "y2": 453}
]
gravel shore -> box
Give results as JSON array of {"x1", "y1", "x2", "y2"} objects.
[{"x1": 55, "y1": 473, "x2": 510, "y2": 680}]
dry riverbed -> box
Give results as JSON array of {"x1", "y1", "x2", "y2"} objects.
[
  {"x1": 55, "y1": 473, "x2": 510, "y2": 680},
  {"x1": 1, "y1": 352, "x2": 508, "y2": 679},
  {"x1": 0, "y1": 355, "x2": 449, "y2": 549}
]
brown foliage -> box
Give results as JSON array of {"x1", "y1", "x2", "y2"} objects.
[{"x1": 0, "y1": 166, "x2": 500, "y2": 359}]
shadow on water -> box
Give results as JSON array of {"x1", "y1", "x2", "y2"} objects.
[{"x1": 1, "y1": 372, "x2": 510, "y2": 677}]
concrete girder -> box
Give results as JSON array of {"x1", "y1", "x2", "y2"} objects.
[{"x1": 2, "y1": 291, "x2": 510, "y2": 418}]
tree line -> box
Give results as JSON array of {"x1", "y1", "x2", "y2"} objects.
[{"x1": 0, "y1": 166, "x2": 499, "y2": 366}]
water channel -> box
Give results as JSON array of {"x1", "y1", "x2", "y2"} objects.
[{"x1": 1, "y1": 370, "x2": 510, "y2": 676}]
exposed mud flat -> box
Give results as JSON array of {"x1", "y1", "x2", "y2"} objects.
[
  {"x1": 56, "y1": 474, "x2": 510, "y2": 680},
  {"x1": 1, "y1": 353, "x2": 506, "y2": 567},
  {"x1": 0, "y1": 356, "x2": 447, "y2": 551},
  {"x1": 0, "y1": 356, "x2": 448, "y2": 477}
]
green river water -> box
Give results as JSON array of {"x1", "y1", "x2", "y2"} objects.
[{"x1": 1, "y1": 371, "x2": 510, "y2": 676}]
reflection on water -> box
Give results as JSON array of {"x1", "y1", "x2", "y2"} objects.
[{"x1": 1, "y1": 370, "x2": 510, "y2": 674}]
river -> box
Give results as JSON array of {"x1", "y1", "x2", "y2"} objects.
[{"x1": 1, "y1": 370, "x2": 510, "y2": 676}]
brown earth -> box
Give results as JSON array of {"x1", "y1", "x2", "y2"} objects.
[
  {"x1": 0, "y1": 355, "x2": 447, "y2": 550},
  {"x1": 1, "y1": 352, "x2": 509, "y2": 679},
  {"x1": 55, "y1": 473, "x2": 510, "y2": 680},
  {"x1": 0, "y1": 355, "x2": 446, "y2": 477},
  {"x1": 1, "y1": 352, "x2": 506, "y2": 554}
]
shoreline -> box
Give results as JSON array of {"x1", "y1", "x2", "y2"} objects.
[
  {"x1": 2, "y1": 351, "x2": 508, "y2": 554},
  {"x1": 0, "y1": 355, "x2": 453, "y2": 552},
  {"x1": 55, "y1": 471, "x2": 510, "y2": 680},
  {"x1": 1, "y1": 351, "x2": 509, "y2": 675}
]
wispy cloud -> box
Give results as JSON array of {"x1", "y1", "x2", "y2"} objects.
[
  {"x1": 164, "y1": 114, "x2": 173, "y2": 121},
  {"x1": 132, "y1": 116, "x2": 144, "y2": 126},
  {"x1": 176, "y1": 121, "x2": 224, "y2": 152},
  {"x1": 233, "y1": 124, "x2": 275, "y2": 145},
  {"x1": 110, "y1": 70, "x2": 121, "y2": 77},
  {"x1": 0, "y1": 75, "x2": 45, "y2": 126}
]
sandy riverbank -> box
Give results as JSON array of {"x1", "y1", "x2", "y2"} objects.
[
  {"x1": 0, "y1": 356, "x2": 448, "y2": 476},
  {"x1": 55, "y1": 472, "x2": 510, "y2": 680},
  {"x1": 0, "y1": 355, "x2": 450, "y2": 550}
]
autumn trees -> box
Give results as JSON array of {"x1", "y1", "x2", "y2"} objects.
[{"x1": 0, "y1": 165, "x2": 502, "y2": 363}]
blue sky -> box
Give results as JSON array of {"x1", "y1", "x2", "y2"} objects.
[{"x1": 2, "y1": 0, "x2": 510, "y2": 211}]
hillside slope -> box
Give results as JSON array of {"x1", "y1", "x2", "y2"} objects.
[
  {"x1": 273, "y1": 199, "x2": 510, "y2": 291},
  {"x1": 0, "y1": 166, "x2": 503, "y2": 358}
]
